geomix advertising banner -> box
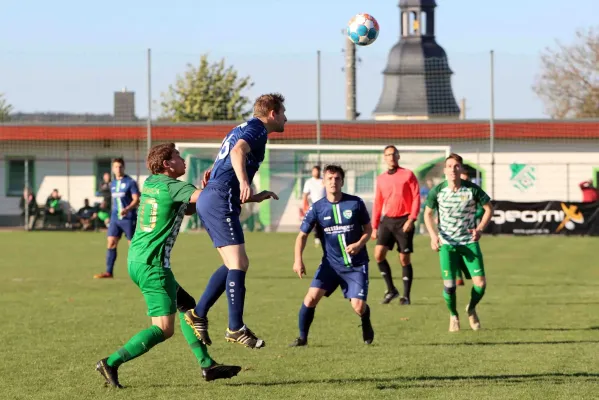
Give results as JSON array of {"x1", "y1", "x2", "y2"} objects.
[{"x1": 486, "y1": 201, "x2": 599, "y2": 236}]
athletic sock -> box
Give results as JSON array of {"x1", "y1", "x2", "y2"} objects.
[
  {"x1": 226, "y1": 269, "x2": 246, "y2": 331},
  {"x1": 178, "y1": 312, "x2": 213, "y2": 368},
  {"x1": 106, "y1": 325, "x2": 165, "y2": 368},
  {"x1": 298, "y1": 304, "x2": 315, "y2": 341},
  {"x1": 106, "y1": 248, "x2": 117, "y2": 275},
  {"x1": 402, "y1": 264, "x2": 413, "y2": 299},
  {"x1": 443, "y1": 287, "x2": 458, "y2": 316},
  {"x1": 194, "y1": 265, "x2": 228, "y2": 318},
  {"x1": 377, "y1": 260, "x2": 395, "y2": 292},
  {"x1": 468, "y1": 285, "x2": 486, "y2": 310}
]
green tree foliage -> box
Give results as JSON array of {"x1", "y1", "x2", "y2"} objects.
[
  {"x1": 161, "y1": 55, "x2": 254, "y2": 122},
  {"x1": 533, "y1": 27, "x2": 599, "y2": 119},
  {"x1": 0, "y1": 93, "x2": 13, "y2": 122}
]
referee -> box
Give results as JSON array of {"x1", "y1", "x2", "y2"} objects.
[{"x1": 371, "y1": 145, "x2": 421, "y2": 305}]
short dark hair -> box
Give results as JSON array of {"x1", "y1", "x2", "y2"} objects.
[
  {"x1": 147, "y1": 142, "x2": 176, "y2": 174},
  {"x1": 323, "y1": 164, "x2": 345, "y2": 180},
  {"x1": 312, "y1": 165, "x2": 321, "y2": 172},
  {"x1": 253, "y1": 93, "x2": 285, "y2": 117},
  {"x1": 112, "y1": 157, "x2": 125, "y2": 167},
  {"x1": 445, "y1": 153, "x2": 463, "y2": 166},
  {"x1": 384, "y1": 145, "x2": 398, "y2": 154}
]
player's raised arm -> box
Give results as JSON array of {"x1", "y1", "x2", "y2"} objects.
[{"x1": 230, "y1": 139, "x2": 253, "y2": 203}]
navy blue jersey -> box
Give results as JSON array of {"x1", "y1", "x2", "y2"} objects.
[
  {"x1": 209, "y1": 118, "x2": 268, "y2": 201},
  {"x1": 300, "y1": 193, "x2": 371, "y2": 269},
  {"x1": 111, "y1": 175, "x2": 140, "y2": 220}
]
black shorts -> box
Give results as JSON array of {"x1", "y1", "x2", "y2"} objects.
[{"x1": 376, "y1": 215, "x2": 414, "y2": 253}]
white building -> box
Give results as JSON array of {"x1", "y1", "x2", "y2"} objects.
[{"x1": 1, "y1": 120, "x2": 597, "y2": 228}]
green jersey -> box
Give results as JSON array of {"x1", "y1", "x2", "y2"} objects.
[
  {"x1": 426, "y1": 179, "x2": 490, "y2": 246},
  {"x1": 128, "y1": 174, "x2": 197, "y2": 268}
]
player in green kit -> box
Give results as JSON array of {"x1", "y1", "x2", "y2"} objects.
[
  {"x1": 95, "y1": 143, "x2": 241, "y2": 388},
  {"x1": 423, "y1": 153, "x2": 494, "y2": 333}
]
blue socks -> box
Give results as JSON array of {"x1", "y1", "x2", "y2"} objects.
[
  {"x1": 194, "y1": 265, "x2": 228, "y2": 318},
  {"x1": 106, "y1": 248, "x2": 117, "y2": 275},
  {"x1": 299, "y1": 304, "x2": 315, "y2": 341},
  {"x1": 226, "y1": 269, "x2": 246, "y2": 331}
]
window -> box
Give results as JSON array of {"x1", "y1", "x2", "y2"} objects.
[
  {"x1": 355, "y1": 171, "x2": 375, "y2": 194},
  {"x1": 95, "y1": 158, "x2": 113, "y2": 192},
  {"x1": 6, "y1": 158, "x2": 35, "y2": 197}
]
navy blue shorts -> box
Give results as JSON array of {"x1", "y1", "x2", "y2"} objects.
[
  {"x1": 197, "y1": 183, "x2": 244, "y2": 248},
  {"x1": 107, "y1": 218, "x2": 136, "y2": 240},
  {"x1": 310, "y1": 263, "x2": 369, "y2": 300}
]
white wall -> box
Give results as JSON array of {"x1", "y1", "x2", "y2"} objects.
[
  {"x1": 1, "y1": 141, "x2": 149, "y2": 216},
  {"x1": 2, "y1": 139, "x2": 598, "y2": 219}
]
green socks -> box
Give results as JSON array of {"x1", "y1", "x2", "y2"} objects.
[
  {"x1": 106, "y1": 325, "x2": 165, "y2": 368},
  {"x1": 443, "y1": 289, "x2": 458, "y2": 316},
  {"x1": 178, "y1": 312, "x2": 214, "y2": 369},
  {"x1": 468, "y1": 285, "x2": 486, "y2": 311},
  {"x1": 104, "y1": 315, "x2": 215, "y2": 370}
]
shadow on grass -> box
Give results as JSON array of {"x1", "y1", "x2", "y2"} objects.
[
  {"x1": 510, "y1": 283, "x2": 599, "y2": 287},
  {"x1": 493, "y1": 326, "x2": 599, "y2": 332},
  {"x1": 219, "y1": 372, "x2": 599, "y2": 388},
  {"x1": 415, "y1": 340, "x2": 599, "y2": 346}
]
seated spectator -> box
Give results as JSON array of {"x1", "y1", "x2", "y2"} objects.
[
  {"x1": 579, "y1": 180, "x2": 598, "y2": 203},
  {"x1": 43, "y1": 189, "x2": 65, "y2": 227},
  {"x1": 19, "y1": 187, "x2": 39, "y2": 230},
  {"x1": 78, "y1": 198, "x2": 97, "y2": 231}
]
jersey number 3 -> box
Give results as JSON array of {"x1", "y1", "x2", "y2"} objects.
[{"x1": 139, "y1": 198, "x2": 158, "y2": 232}]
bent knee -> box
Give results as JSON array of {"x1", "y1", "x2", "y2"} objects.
[
  {"x1": 399, "y1": 253, "x2": 411, "y2": 265},
  {"x1": 107, "y1": 237, "x2": 118, "y2": 248},
  {"x1": 351, "y1": 300, "x2": 365, "y2": 315},
  {"x1": 374, "y1": 246, "x2": 387, "y2": 262},
  {"x1": 160, "y1": 325, "x2": 175, "y2": 339},
  {"x1": 303, "y1": 295, "x2": 320, "y2": 308},
  {"x1": 443, "y1": 283, "x2": 456, "y2": 295}
]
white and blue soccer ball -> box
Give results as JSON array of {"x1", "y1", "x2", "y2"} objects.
[{"x1": 347, "y1": 13, "x2": 379, "y2": 46}]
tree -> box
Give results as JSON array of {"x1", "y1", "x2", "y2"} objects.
[
  {"x1": 0, "y1": 93, "x2": 13, "y2": 122},
  {"x1": 532, "y1": 27, "x2": 599, "y2": 119},
  {"x1": 160, "y1": 55, "x2": 254, "y2": 122}
]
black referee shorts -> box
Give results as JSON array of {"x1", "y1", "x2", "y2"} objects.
[{"x1": 376, "y1": 215, "x2": 414, "y2": 254}]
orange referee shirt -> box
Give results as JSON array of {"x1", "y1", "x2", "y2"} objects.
[{"x1": 372, "y1": 167, "x2": 421, "y2": 229}]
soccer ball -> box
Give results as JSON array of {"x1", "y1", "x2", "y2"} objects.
[{"x1": 347, "y1": 13, "x2": 379, "y2": 46}]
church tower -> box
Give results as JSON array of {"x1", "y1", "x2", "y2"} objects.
[{"x1": 373, "y1": 0, "x2": 460, "y2": 120}]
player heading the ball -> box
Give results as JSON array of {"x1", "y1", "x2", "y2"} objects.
[{"x1": 185, "y1": 93, "x2": 286, "y2": 349}]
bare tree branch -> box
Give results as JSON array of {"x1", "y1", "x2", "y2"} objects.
[{"x1": 533, "y1": 26, "x2": 599, "y2": 119}]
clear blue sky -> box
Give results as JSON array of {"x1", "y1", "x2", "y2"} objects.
[{"x1": 1, "y1": 0, "x2": 597, "y2": 120}]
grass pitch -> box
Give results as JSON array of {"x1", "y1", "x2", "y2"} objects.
[{"x1": 2, "y1": 231, "x2": 599, "y2": 399}]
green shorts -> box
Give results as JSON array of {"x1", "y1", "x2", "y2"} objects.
[
  {"x1": 439, "y1": 242, "x2": 485, "y2": 281},
  {"x1": 128, "y1": 261, "x2": 178, "y2": 317}
]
